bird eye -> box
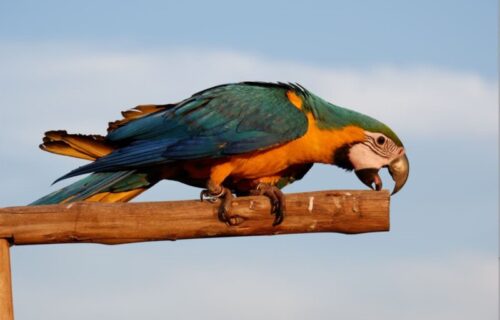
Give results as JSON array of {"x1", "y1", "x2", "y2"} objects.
[{"x1": 377, "y1": 136, "x2": 386, "y2": 145}]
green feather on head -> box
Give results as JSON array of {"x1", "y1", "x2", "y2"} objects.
[{"x1": 300, "y1": 89, "x2": 403, "y2": 147}]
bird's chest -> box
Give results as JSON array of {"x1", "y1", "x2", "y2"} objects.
[
  {"x1": 227, "y1": 137, "x2": 326, "y2": 179},
  {"x1": 227, "y1": 124, "x2": 364, "y2": 179},
  {"x1": 229, "y1": 148, "x2": 292, "y2": 179}
]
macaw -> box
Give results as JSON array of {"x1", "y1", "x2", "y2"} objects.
[{"x1": 32, "y1": 82, "x2": 409, "y2": 225}]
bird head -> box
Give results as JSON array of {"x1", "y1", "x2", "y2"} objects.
[
  {"x1": 349, "y1": 132, "x2": 408, "y2": 194},
  {"x1": 333, "y1": 127, "x2": 409, "y2": 195},
  {"x1": 320, "y1": 106, "x2": 410, "y2": 194},
  {"x1": 296, "y1": 88, "x2": 409, "y2": 195}
]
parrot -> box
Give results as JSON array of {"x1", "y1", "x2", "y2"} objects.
[{"x1": 31, "y1": 82, "x2": 409, "y2": 225}]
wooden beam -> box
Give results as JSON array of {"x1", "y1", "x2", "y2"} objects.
[
  {"x1": 0, "y1": 239, "x2": 14, "y2": 320},
  {"x1": 0, "y1": 190, "x2": 390, "y2": 246}
]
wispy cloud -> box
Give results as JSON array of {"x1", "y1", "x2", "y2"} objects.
[{"x1": 0, "y1": 43, "x2": 497, "y2": 144}]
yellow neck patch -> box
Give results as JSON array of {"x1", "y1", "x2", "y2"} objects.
[
  {"x1": 287, "y1": 113, "x2": 365, "y2": 164},
  {"x1": 286, "y1": 90, "x2": 303, "y2": 110}
]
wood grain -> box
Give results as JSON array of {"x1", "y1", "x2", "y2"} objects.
[
  {"x1": 0, "y1": 239, "x2": 13, "y2": 320},
  {"x1": 0, "y1": 190, "x2": 390, "y2": 245}
]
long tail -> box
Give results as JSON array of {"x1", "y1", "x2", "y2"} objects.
[
  {"x1": 31, "y1": 128, "x2": 157, "y2": 205},
  {"x1": 31, "y1": 171, "x2": 154, "y2": 205}
]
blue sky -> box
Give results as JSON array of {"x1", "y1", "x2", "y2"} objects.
[
  {"x1": 0, "y1": 1, "x2": 498, "y2": 319},
  {"x1": 0, "y1": 0, "x2": 496, "y2": 78}
]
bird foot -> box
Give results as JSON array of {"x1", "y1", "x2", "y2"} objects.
[
  {"x1": 250, "y1": 183, "x2": 286, "y2": 226},
  {"x1": 200, "y1": 187, "x2": 225, "y2": 203},
  {"x1": 200, "y1": 186, "x2": 239, "y2": 225}
]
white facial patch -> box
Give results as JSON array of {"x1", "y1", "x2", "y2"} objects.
[
  {"x1": 348, "y1": 131, "x2": 405, "y2": 170},
  {"x1": 348, "y1": 143, "x2": 389, "y2": 170}
]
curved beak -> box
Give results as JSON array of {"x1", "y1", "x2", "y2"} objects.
[
  {"x1": 355, "y1": 153, "x2": 409, "y2": 195},
  {"x1": 388, "y1": 154, "x2": 409, "y2": 195}
]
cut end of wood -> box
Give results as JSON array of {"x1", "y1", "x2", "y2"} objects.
[{"x1": 0, "y1": 189, "x2": 390, "y2": 245}]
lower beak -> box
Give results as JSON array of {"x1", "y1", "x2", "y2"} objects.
[
  {"x1": 355, "y1": 154, "x2": 410, "y2": 195},
  {"x1": 355, "y1": 168, "x2": 383, "y2": 191}
]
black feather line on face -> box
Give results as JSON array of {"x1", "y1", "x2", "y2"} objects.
[{"x1": 333, "y1": 143, "x2": 356, "y2": 171}]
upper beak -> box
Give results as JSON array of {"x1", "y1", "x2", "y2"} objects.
[
  {"x1": 388, "y1": 153, "x2": 409, "y2": 195},
  {"x1": 355, "y1": 153, "x2": 409, "y2": 195}
]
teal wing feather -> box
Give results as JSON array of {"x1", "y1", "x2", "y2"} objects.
[
  {"x1": 31, "y1": 171, "x2": 154, "y2": 205},
  {"x1": 57, "y1": 82, "x2": 309, "y2": 181}
]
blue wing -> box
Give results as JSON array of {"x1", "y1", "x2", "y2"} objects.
[{"x1": 57, "y1": 82, "x2": 309, "y2": 181}]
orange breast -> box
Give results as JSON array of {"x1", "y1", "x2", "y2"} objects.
[{"x1": 225, "y1": 114, "x2": 365, "y2": 180}]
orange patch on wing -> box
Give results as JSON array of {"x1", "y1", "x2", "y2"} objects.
[{"x1": 286, "y1": 90, "x2": 303, "y2": 109}]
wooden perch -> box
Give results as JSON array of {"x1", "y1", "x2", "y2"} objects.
[
  {"x1": 0, "y1": 189, "x2": 390, "y2": 320},
  {"x1": 0, "y1": 190, "x2": 390, "y2": 246},
  {"x1": 0, "y1": 239, "x2": 14, "y2": 320}
]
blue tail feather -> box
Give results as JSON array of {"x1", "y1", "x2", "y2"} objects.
[{"x1": 30, "y1": 171, "x2": 151, "y2": 205}]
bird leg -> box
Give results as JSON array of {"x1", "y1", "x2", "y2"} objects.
[
  {"x1": 250, "y1": 183, "x2": 286, "y2": 226},
  {"x1": 200, "y1": 181, "x2": 235, "y2": 225}
]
